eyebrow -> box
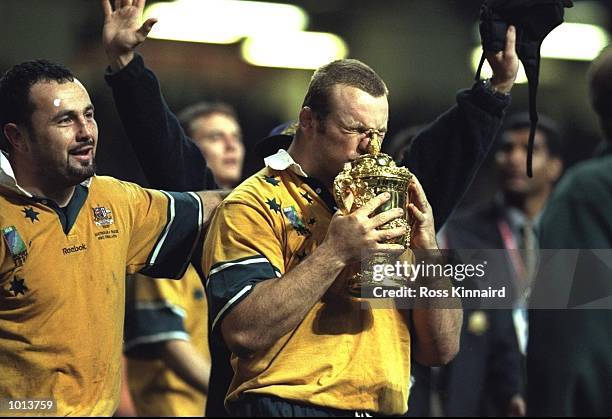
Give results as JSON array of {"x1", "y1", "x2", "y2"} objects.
[{"x1": 51, "y1": 104, "x2": 95, "y2": 121}]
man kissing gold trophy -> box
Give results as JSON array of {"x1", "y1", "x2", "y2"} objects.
[{"x1": 333, "y1": 132, "x2": 414, "y2": 296}]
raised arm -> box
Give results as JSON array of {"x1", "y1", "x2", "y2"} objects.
[
  {"x1": 101, "y1": 0, "x2": 213, "y2": 191},
  {"x1": 403, "y1": 26, "x2": 519, "y2": 229}
]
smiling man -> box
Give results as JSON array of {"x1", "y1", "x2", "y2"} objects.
[{"x1": 0, "y1": 60, "x2": 210, "y2": 416}]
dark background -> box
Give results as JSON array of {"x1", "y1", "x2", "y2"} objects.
[{"x1": 1, "y1": 0, "x2": 610, "y2": 210}]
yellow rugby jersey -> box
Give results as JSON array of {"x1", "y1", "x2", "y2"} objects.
[
  {"x1": 0, "y1": 157, "x2": 203, "y2": 416},
  {"x1": 124, "y1": 264, "x2": 209, "y2": 417},
  {"x1": 202, "y1": 150, "x2": 411, "y2": 415}
]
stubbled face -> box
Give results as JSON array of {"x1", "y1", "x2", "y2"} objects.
[
  {"x1": 25, "y1": 80, "x2": 97, "y2": 186},
  {"x1": 495, "y1": 127, "x2": 557, "y2": 197},
  {"x1": 190, "y1": 112, "x2": 244, "y2": 188},
  {"x1": 314, "y1": 84, "x2": 389, "y2": 183}
]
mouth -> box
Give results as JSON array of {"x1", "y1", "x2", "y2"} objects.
[
  {"x1": 69, "y1": 145, "x2": 94, "y2": 163},
  {"x1": 222, "y1": 157, "x2": 239, "y2": 167}
]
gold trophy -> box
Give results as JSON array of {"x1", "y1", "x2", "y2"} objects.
[{"x1": 333, "y1": 132, "x2": 413, "y2": 296}]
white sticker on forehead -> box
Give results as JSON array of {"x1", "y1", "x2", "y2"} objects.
[{"x1": 53, "y1": 98, "x2": 61, "y2": 107}]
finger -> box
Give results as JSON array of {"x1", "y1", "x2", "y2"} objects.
[
  {"x1": 121, "y1": 0, "x2": 132, "y2": 8},
  {"x1": 369, "y1": 207, "x2": 404, "y2": 229},
  {"x1": 354, "y1": 192, "x2": 390, "y2": 217},
  {"x1": 137, "y1": 18, "x2": 157, "y2": 39},
  {"x1": 114, "y1": 0, "x2": 121, "y2": 11},
  {"x1": 135, "y1": 0, "x2": 146, "y2": 10},
  {"x1": 505, "y1": 25, "x2": 517, "y2": 56},
  {"x1": 373, "y1": 226, "x2": 407, "y2": 242},
  {"x1": 408, "y1": 182, "x2": 429, "y2": 212},
  {"x1": 102, "y1": 0, "x2": 113, "y2": 17},
  {"x1": 408, "y1": 203, "x2": 426, "y2": 223}
]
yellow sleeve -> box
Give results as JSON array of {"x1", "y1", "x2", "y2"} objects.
[
  {"x1": 119, "y1": 180, "x2": 203, "y2": 279},
  {"x1": 202, "y1": 199, "x2": 285, "y2": 334}
]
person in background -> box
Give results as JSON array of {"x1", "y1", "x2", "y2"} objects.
[
  {"x1": 119, "y1": 101, "x2": 244, "y2": 417},
  {"x1": 438, "y1": 113, "x2": 564, "y2": 416},
  {"x1": 528, "y1": 46, "x2": 612, "y2": 416}
]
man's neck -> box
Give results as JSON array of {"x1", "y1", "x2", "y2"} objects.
[
  {"x1": 287, "y1": 141, "x2": 334, "y2": 192},
  {"x1": 504, "y1": 190, "x2": 551, "y2": 221},
  {"x1": 11, "y1": 165, "x2": 76, "y2": 207}
]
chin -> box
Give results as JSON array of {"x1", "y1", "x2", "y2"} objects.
[{"x1": 67, "y1": 162, "x2": 96, "y2": 184}]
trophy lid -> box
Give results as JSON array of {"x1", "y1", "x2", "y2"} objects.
[{"x1": 344, "y1": 133, "x2": 412, "y2": 181}]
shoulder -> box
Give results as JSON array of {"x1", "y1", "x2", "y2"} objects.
[
  {"x1": 554, "y1": 155, "x2": 612, "y2": 200},
  {"x1": 224, "y1": 168, "x2": 289, "y2": 208}
]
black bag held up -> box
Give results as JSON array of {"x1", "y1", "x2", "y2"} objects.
[{"x1": 475, "y1": 0, "x2": 573, "y2": 176}]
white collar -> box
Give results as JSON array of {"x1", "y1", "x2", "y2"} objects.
[
  {"x1": 263, "y1": 149, "x2": 308, "y2": 178},
  {"x1": 0, "y1": 151, "x2": 92, "y2": 198}
]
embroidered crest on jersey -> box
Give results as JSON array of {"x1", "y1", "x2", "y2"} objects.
[
  {"x1": 282, "y1": 206, "x2": 311, "y2": 237},
  {"x1": 92, "y1": 206, "x2": 114, "y2": 227},
  {"x1": 2, "y1": 226, "x2": 28, "y2": 267}
]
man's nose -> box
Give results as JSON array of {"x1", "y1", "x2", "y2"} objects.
[{"x1": 76, "y1": 118, "x2": 95, "y2": 140}]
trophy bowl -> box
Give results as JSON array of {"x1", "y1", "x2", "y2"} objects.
[{"x1": 333, "y1": 136, "x2": 414, "y2": 296}]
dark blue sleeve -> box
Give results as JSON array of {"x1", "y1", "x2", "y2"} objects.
[
  {"x1": 104, "y1": 54, "x2": 216, "y2": 191},
  {"x1": 402, "y1": 81, "x2": 511, "y2": 230}
]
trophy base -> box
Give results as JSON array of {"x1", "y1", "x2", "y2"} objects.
[
  {"x1": 348, "y1": 275, "x2": 409, "y2": 297},
  {"x1": 348, "y1": 249, "x2": 413, "y2": 298}
]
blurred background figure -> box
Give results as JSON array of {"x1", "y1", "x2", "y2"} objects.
[
  {"x1": 119, "y1": 102, "x2": 244, "y2": 417},
  {"x1": 177, "y1": 101, "x2": 245, "y2": 188},
  {"x1": 118, "y1": 103, "x2": 244, "y2": 418},
  {"x1": 528, "y1": 46, "x2": 612, "y2": 416},
  {"x1": 123, "y1": 267, "x2": 210, "y2": 417},
  {"x1": 436, "y1": 113, "x2": 564, "y2": 417}
]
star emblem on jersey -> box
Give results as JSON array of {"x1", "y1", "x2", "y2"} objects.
[
  {"x1": 301, "y1": 192, "x2": 313, "y2": 204},
  {"x1": 307, "y1": 217, "x2": 316, "y2": 225},
  {"x1": 22, "y1": 207, "x2": 40, "y2": 223},
  {"x1": 266, "y1": 198, "x2": 281, "y2": 213},
  {"x1": 264, "y1": 175, "x2": 280, "y2": 186},
  {"x1": 9, "y1": 277, "x2": 28, "y2": 296}
]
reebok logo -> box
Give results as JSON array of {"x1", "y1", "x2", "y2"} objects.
[{"x1": 62, "y1": 244, "x2": 87, "y2": 255}]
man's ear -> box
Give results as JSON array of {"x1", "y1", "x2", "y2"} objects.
[
  {"x1": 298, "y1": 107, "x2": 315, "y2": 132},
  {"x1": 3, "y1": 123, "x2": 29, "y2": 153}
]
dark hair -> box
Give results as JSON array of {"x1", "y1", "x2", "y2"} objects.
[
  {"x1": 0, "y1": 60, "x2": 75, "y2": 151},
  {"x1": 302, "y1": 59, "x2": 388, "y2": 125},
  {"x1": 177, "y1": 101, "x2": 238, "y2": 137},
  {"x1": 588, "y1": 46, "x2": 612, "y2": 140},
  {"x1": 501, "y1": 112, "x2": 563, "y2": 159}
]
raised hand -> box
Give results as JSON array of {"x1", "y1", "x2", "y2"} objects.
[
  {"x1": 487, "y1": 25, "x2": 519, "y2": 94},
  {"x1": 102, "y1": 0, "x2": 158, "y2": 71}
]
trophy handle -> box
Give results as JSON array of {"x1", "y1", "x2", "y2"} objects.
[{"x1": 333, "y1": 175, "x2": 355, "y2": 214}]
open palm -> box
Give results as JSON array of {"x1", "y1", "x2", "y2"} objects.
[{"x1": 102, "y1": 0, "x2": 157, "y2": 57}]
